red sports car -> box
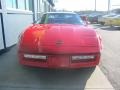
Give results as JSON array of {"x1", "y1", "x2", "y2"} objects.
[{"x1": 18, "y1": 12, "x2": 102, "y2": 68}]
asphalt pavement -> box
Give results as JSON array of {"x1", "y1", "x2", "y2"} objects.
[
  {"x1": 0, "y1": 44, "x2": 114, "y2": 90},
  {"x1": 93, "y1": 24, "x2": 120, "y2": 90}
]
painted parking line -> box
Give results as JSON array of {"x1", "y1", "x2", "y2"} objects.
[{"x1": 85, "y1": 66, "x2": 114, "y2": 90}]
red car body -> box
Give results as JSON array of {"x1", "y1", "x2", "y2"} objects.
[{"x1": 18, "y1": 12, "x2": 102, "y2": 69}]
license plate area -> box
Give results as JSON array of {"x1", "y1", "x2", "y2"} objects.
[{"x1": 48, "y1": 55, "x2": 69, "y2": 67}]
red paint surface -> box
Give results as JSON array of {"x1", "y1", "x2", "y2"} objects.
[{"x1": 18, "y1": 24, "x2": 102, "y2": 68}]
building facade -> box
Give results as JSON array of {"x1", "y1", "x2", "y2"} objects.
[{"x1": 0, "y1": 0, "x2": 55, "y2": 51}]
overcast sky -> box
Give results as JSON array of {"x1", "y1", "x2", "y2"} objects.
[{"x1": 55, "y1": 0, "x2": 120, "y2": 11}]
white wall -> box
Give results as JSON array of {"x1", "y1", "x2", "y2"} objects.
[{"x1": 4, "y1": 13, "x2": 33, "y2": 47}]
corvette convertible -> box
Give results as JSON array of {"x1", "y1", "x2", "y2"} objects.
[{"x1": 18, "y1": 12, "x2": 102, "y2": 68}]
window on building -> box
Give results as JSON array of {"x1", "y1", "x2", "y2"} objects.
[
  {"x1": 0, "y1": 0, "x2": 1, "y2": 9},
  {"x1": 17, "y1": 0, "x2": 25, "y2": 10},
  {"x1": 36, "y1": 0, "x2": 42, "y2": 20},
  {"x1": 25, "y1": 0, "x2": 29, "y2": 10},
  {"x1": 6, "y1": 0, "x2": 17, "y2": 9},
  {"x1": 37, "y1": 0, "x2": 39, "y2": 12},
  {"x1": 6, "y1": 0, "x2": 31, "y2": 11},
  {"x1": 28, "y1": 0, "x2": 33, "y2": 11},
  {"x1": 44, "y1": 2, "x2": 47, "y2": 12}
]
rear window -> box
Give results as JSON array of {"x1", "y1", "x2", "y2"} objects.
[{"x1": 39, "y1": 13, "x2": 84, "y2": 25}]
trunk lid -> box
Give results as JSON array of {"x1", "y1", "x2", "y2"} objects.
[{"x1": 40, "y1": 24, "x2": 98, "y2": 47}]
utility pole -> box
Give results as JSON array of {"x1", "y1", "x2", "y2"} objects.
[
  {"x1": 95, "y1": 0, "x2": 96, "y2": 11},
  {"x1": 108, "y1": 0, "x2": 110, "y2": 13}
]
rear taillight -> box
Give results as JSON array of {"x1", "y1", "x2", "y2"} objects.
[
  {"x1": 24, "y1": 54, "x2": 47, "y2": 60},
  {"x1": 72, "y1": 55, "x2": 95, "y2": 61}
]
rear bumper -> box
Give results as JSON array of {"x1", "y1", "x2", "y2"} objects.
[{"x1": 18, "y1": 53, "x2": 100, "y2": 69}]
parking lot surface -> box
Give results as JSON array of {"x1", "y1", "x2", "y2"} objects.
[
  {"x1": 93, "y1": 24, "x2": 120, "y2": 90},
  {"x1": 0, "y1": 44, "x2": 113, "y2": 90}
]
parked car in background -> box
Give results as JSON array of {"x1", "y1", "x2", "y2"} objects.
[
  {"x1": 98, "y1": 14, "x2": 116, "y2": 25},
  {"x1": 80, "y1": 15, "x2": 89, "y2": 25},
  {"x1": 18, "y1": 12, "x2": 102, "y2": 69},
  {"x1": 88, "y1": 13, "x2": 103, "y2": 24},
  {"x1": 105, "y1": 15, "x2": 120, "y2": 26}
]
